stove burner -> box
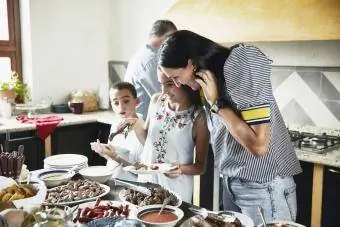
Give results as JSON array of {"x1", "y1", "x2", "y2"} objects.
[{"x1": 289, "y1": 130, "x2": 340, "y2": 153}]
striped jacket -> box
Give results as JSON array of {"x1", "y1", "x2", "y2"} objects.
[{"x1": 207, "y1": 45, "x2": 302, "y2": 183}]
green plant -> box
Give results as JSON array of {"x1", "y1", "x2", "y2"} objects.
[{"x1": 0, "y1": 71, "x2": 30, "y2": 103}]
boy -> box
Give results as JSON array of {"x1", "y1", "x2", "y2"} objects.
[{"x1": 90, "y1": 82, "x2": 144, "y2": 181}]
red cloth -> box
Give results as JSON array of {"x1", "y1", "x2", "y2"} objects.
[{"x1": 16, "y1": 115, "x2": 63, "y2": 140}]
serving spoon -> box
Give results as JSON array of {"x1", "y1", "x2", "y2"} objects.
[{"x1": 158, "y1": 197, "x2": 171, "y2": 215}]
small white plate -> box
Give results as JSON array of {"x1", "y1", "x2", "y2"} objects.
[
  {"x1": 44, "y1": 154, "x2": 88, "y2": 167},
  {"x1": 123, "y1": 163, "x2": 177, "y2": 175}
]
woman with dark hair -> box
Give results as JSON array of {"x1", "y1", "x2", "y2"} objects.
[
  {"x1": 119, "y1": 69, "x2": 210, "y2": 203},
  {"x1": 158, "y1": 30, "x2": 302, "y2": 225}
]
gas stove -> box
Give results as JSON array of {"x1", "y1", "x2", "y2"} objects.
[{"x1": 289, "y1": 130, "x2": 340, "y2": 154}]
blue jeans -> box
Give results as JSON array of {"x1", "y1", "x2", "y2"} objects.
[{"x1": 222, "y1": 175, "x2": 297, "y2": 226}]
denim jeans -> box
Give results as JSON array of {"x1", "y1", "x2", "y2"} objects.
[{"x1": 222, "y1": 175, "x2": 297, "y2": 226}]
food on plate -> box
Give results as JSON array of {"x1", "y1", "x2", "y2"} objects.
[
  {"x1": 73, "y1": 198, "x2": 130, "y2": 224},
  {"x1": 150, "y1": 165, "x2": 159, "y2": 170},
  {"x1": 0, "y1": 184, "x2": 37, "y2": 202},
  {"x1": 45, "y1": 179, "x2": 105, "y2": 203},
  {"x1": 132, "y1": 163, "x2": 148, "y2": 170},
  {"x1": 123, "y1": 187, "x2": 179, "y2": 206},
  {"x1": 140, "y1": 210, "x2": 177, "y2": 223},
  {"x1": 21, "y1": 206, "x2": 72, "y2": 227},
  {"x1": 181, "y1": 214, "x2": 242, "y2": 227}
]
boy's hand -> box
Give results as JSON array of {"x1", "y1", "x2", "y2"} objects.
[
  {"x1": 90, "y1": 139, "x2": 117, "y2": 160},
  {"x1": 164, "y1": 162, "x2": 182, "y2": 179},
  {"x1": 117, "y1": 118, "x2": 142, "y2": 133}
]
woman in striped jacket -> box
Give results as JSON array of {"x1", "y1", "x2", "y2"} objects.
[{"x1": 157, "y1": 30, "x2": 302, "y2": 226}]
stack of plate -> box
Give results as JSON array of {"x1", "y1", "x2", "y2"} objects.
[{"x1": 44, "y1": 154, "x2": 88, "y2": 172}]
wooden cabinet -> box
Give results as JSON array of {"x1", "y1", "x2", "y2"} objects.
[
  {"x1": 322, "y1": 166, "x2": 340, "y2": 227},
  {"x1": 0, "y1": 130, "x2": 45, "y2": 171},
  {"x1": 294, "y1": 161, "x2": 313, "y2": 227}
]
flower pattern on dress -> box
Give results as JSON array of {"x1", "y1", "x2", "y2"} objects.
[{"x1": 153, "y1": 102, "x2": 192, "y2": 163}]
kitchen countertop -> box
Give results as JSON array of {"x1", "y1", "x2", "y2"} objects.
[
  {"x1": 1, "y1": 112, "x2": 340, "y2": 168},
  {"x1": 0, "y1": 111, "x2": 116, "y2": 133}
]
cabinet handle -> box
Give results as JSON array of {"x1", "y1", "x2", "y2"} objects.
[{"x1": 329, "y1": 168, "x2": 340, "y2": 174}]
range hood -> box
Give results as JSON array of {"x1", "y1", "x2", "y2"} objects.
[{"x1": 165, "y1": 0, "x2": 340, "y2": 43}]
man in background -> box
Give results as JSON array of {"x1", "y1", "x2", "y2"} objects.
[{"x1": 124, "y1": 20, "x2": 177, "y2": 120}]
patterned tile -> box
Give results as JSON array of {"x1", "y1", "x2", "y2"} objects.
[
  {"x1": 323, "y1": 71, "x2": 340, "y2": 93},
  {"x1": 320, "y1": 73, "x2": 340, "y2": 100},
  {"x1": 297, "y1": 71, "x2": 322, "y2": 97},
  {"x1": 271, "y1": 69, "x2": 294, "y2": 90},
  {"x1": 281, "y1": 99, "x2": 315, "y2": 126},
  {"x1": 322, "y1": 100, "x2": 340, "y2": 122}
]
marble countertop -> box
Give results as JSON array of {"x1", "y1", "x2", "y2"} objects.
[
  {"x1": 296, "y1": 146, "x2": 340, "y2": 168},
  {"x1": 0, "y1": 111, "x2": 116, "y2": 133}
]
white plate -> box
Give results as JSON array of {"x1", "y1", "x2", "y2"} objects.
[
  {"x1": 45, "y1": 183, "x2": 110, "y2": 206},
  {"x1": 118, "y1": 188, "x2": 182, "y2": 208},
  {"x1": 77, "y1": 200, "x2": 138, "y2": 219},
  {"x1": 44, "y1": 154, "x2": 88, "y2": 167},
  {"x1": 123, "y1": 163, "x2": 177, "y2": 175}
]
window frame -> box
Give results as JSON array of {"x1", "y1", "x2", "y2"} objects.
[{"x1": 0, "y1": 0, "x2": 22, "y2": 80}]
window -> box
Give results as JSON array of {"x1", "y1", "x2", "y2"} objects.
[{"x1": 0, "y1": 0, "x2": 22, "y2": 82}]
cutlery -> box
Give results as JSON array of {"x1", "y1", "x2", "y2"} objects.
[
  {"x1": 114, "y1": 178, "x2": 152, "y2": 196},
  {"x1": 158, "y1": 197, "x2": 171, "y2": 215},
  {"x1": 258, "y1": 206, "x2": 267, "y2": 227},
  {"x1": 109, "y1": 123, "x2": 132, "y2": 141}
]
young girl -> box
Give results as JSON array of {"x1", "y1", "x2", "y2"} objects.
[
  {"x1": 120, "y1": 70, "x2": 210, "y2": 203},
  {"x1": 90, "y1": 82, "x2": 143, "y2": 181}
]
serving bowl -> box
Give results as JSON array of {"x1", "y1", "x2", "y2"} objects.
[
  {"x1": 137, "y1": 205, "x2": 184, "y2": 227},
  {"x1": 257, "y1": 220, "x2": 306, "y2": 227},
  {"x1": 37, "y1": 169, "x2": 75, "y2": 188},
  {"x1": 79, "y1": 166, "x2": 115, "y2": 183}
]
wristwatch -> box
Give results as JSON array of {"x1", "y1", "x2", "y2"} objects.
[{"x1": 210, "y1": 99, "x2": 229, "y2": 113}]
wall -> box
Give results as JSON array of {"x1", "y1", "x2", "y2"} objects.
[
  {"x1": 20, "y1": 0, "x2": 340, "y2": 128},
  {"x1": 109, "y1": 0, "x2": 176, "y2": 61},
  {"x1": 21, "y1": 0, "x2": 112, "y2": 104}
]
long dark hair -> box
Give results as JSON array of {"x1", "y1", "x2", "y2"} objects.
[
  {"x1": 181, "y1": 85, "x2": 202, "y2": 122},
  {"x1": 158, "y1": 30, "x2": 231, "y2": 96}
]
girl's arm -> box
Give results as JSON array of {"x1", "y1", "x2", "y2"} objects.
[{"x1": 165, "y1": 111, "x2": 210, "y2": 178}]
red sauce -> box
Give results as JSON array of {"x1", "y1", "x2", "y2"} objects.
[{"x1": 140, "y1": 210, "x2": 177, "y2": 223}]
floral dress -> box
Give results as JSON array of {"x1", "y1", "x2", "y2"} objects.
[{"x1": 139, "y1": 96, "x2": 201, "y2": 202}]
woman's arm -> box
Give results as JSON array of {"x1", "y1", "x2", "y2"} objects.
[
  {"x1": 216, "y1": 108, "x2": 270, "y2": 156},
  {"x1": 166, "y1": 111, "x2": 210, "y2": 178}
]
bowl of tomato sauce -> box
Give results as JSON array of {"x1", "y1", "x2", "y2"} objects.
[{"x1": 137, "y1": 204, "x2": 184, "y2": 227}]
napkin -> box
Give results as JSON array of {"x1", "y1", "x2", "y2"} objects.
[{"x1": 16, "y1": 115, "x2": 63, "y2": 140}]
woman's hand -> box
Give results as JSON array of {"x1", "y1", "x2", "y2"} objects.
[
  {"x1": 195, "y1": 70, "x2": 219, "y2": 105},
  {"x1": 90, "y1": 139, "x2": 117, "y2": 160}
]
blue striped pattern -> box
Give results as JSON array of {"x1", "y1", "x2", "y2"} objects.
[{"x1": 207, "y1": 45, "x2": 302, "y2": 183}]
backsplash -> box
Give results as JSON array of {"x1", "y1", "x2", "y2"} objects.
[
  {"x1": 108, "y1": 62, "x2": 340, "y2": 129},
  {"x1": 272, "y1": 66, "x2": 340, "y2": 129}
]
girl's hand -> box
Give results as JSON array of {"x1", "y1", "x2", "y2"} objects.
[
  {"x1": 195, "y1": 70, "x2": 219, "y2": 105},
  {"x1": 164, "y1": 162, "x2": 182, "y2": 178}
]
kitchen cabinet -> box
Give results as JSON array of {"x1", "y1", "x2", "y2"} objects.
[
  {"x1": 0, "y1": 130, "x2": 45, "y2": 171},
  {"x1": 322, "y1": 166, "x2": 340, "y2": 227},
  {"x1": 294, "y1": 161, "x2": 313, "y2": 227},
  {"x1": 92, "y1": 123, "x2": 111, "y2": 166},
  {"x1": 51, "y1": 123, "x2": 99, "y2": 166}
]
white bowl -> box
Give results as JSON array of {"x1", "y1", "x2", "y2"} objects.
[
  {"x1": 257, "y1": 220, "x2": 306, "y2": 227},
  {"x1": 79, "y1": 166, "x2": 115, "y2": 183},
  {"x1": 37, "y1": 169, "x2": 75, "y2": 188},
  {"x1": 137, "y1": 205, "x2": 184, "y2": 227}
]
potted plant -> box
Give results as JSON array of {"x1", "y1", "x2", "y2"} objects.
[{"x1": 0, "y1": 71, "x2": 30, "y2": 103}]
